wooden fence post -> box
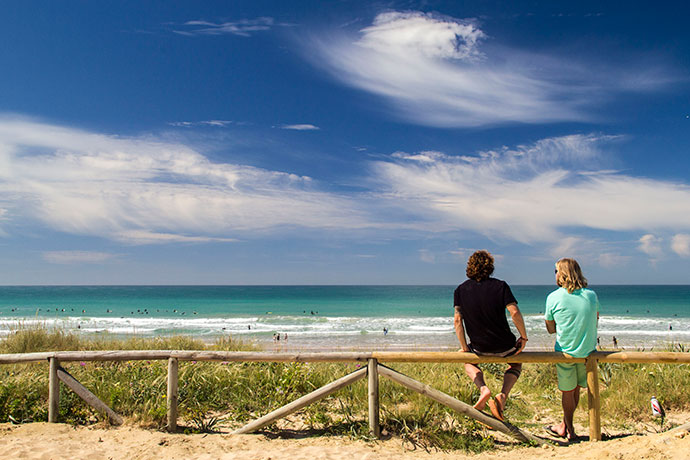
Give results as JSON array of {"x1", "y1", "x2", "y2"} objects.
[
  {"x1": 48, "y1": 357, "x2": 59, "y2": 423},
  {"x1": 167, "y1": 357, "x2": 179, "y2": 432},
  {"x1": 586, "y1": 355, "x2": 602, "y2": 441},
  {"x1": 368, "y1": 359, "x2": 380, "y2": 438}
]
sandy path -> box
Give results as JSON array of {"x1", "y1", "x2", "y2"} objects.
[{"x1": 1, "y1": 423, "x2": 690, "y2": 460}]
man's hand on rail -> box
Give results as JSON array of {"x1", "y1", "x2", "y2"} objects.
[{"x1": 515, "y1": 336, "x2": 528, "y2": 354}]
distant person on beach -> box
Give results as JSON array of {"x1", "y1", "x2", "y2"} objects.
[
  {"x1": 453, "y1": 250, "x2": 528, "y2": 421},
  {"x1": 544, "y1": 258, "x2": 599, "y2": 442}
]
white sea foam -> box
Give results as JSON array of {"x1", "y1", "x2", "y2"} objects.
[{"x1": 0, "y1": 314, "x2": 686, "y2": 349}]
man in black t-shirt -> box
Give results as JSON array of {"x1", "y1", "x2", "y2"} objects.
[{"x1": 453, "y1": 250, "x2": 528, "y2": 420}]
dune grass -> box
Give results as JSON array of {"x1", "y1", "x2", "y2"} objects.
[{"x1": 2, "y1": 324, "x2": 690, "y2": 452}]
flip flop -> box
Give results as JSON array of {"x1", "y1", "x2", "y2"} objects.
[
  {"x1": 487, "y1": 398, "x2": 504, "y2": 421},
  {"x1": 544, "y1": 425, "x2": 567, "y2": 439}
]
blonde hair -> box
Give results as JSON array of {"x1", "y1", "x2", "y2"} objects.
[{"x1": 555, "y1": 258, "x2": 588, "y2": 294}]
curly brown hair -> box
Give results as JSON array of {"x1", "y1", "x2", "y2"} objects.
[{"x1": 466, "y1": 250, "x2": 494, "y2": 281}]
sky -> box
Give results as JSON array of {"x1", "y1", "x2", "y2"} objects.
[{"x1": 0, "y1": 0, "x2": 689, "y2": 285}]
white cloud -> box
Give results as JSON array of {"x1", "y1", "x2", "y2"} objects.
[
  {"x1": 358, "y1": 11, "x2": 485, "y2": 61},
  {"x1": 169, "y1": 120, "x2": 233, "y2": 128},
  {"x1": 598, "y1": 253, "x2": 631, "y2": 268},
  {"x1": 309, "y1": 11, "x2": 670, "y2": 127},
  {"x1": 638, "y1": 234, "x2": 664, "y2": 258},
  {"x1": 671, "y1": 234, "x2": 690, "y2": 257},
  {"x1": 0, "y1": 118, "x2": 372, "y2": 244},
  {"x1": 550, "y1": 237, "x2": 585, "y2": 258},
  {"x1": 279, "y1": 124, "x2": 320, "y2": 131},
  {"x1": 42, "y1": 251, "x2": 117, "y2": 264},
  {"x1": 174, "y1": 17, "x2": 281, "y2": 37},
  {"x1": 419, "y1": 249, "x2": 435, "y2": 263},
  {"x1": 372, "y1": 134, "x2": 690, "y2": 243}
]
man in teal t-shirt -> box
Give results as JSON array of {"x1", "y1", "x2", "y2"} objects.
[
  {"x1": 544, "y1": 258, "x2": 599, "y2": 442},
  {"x1": 545, "y1": 288, "x2": 599, "y2": 358}
]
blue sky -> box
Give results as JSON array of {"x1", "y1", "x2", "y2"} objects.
[{"x1": 1, "y1": 1, "x2": 689, "y2": 285}]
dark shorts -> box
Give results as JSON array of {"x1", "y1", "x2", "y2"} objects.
[
  {"x1": 469, "y1": 345, "x2": 519, "y2": 358},
  {"x1": 468, "y1": 345, "x2": 521, "y2": 371}
]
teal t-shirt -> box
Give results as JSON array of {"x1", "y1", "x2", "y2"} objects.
[{"x1": 545, "y1": 287, "x2": 599, "y2": 358}]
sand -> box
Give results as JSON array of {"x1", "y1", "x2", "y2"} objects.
[{"x1": 2, "y1": 422, "x2": 689, "y2": 460}]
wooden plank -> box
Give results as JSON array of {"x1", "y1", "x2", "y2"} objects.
[
  {"x1": 57, "y1": 366, "x2": 123, "y2": 426},
  {"x1": 233, "y1": 367, "x2": 367, "y2": 434},
  {"x1": 377, "y1": 364, "x2": 547, "y2": 445},
  {"x1": 371, "y1": 351, "x2": 587, "y2": 364},
  {"x1": 368, "y1": 359, "x2": 380, "y2": 438},
  {"x1": 168, "y1": 351, "x2": 370, "y2": 363},
  {"x1": 595, "y1": 351, "x2": 690, "y2": 364},
  {"x1": 0, "y1": 352, "x2": 55, "y2": 364},
  {"x1": 167, "y1": 357, "x2": 179, "y2": 432},
  {"x1": 5, "y1": 350, "x2": 690, "y2": 365},
  {"x1": 586, "y1": 356, "x2": 602, "y2": 441},
  {"x1": 48, "y1": 357, "x2": 60, "y2": 423}
]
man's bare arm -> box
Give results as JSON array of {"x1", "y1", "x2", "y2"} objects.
[
  {"x1": 545, "y1": 319, "x2": 556, "y2": 334},
  {"x1": 507, "y1": 303, "x2": 528, "y2": 353},
  {"x1": 454, "y1": 307, "x2": 470, "y2": 352}
]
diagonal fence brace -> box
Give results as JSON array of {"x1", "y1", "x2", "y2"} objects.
[
  {"x1": 376, "y1": 364, "x2": 547, "y2": 445},
  {"x1": 233, "y1": 366, "x2": 367, "y2": 434}
]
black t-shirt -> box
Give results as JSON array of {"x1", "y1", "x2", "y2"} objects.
[{"x1": 453, "y1": 278, "x2": 517, "y2": 353}]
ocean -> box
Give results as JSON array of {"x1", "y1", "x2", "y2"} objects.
[{"x1": 0, "y1": 285, "x2": 688, "y2": 351}]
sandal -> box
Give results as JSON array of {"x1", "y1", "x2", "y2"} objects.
[{"x1": 544, "y1": 425, "x2": 567, "y2": 439}]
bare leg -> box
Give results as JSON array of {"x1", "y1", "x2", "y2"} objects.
[
  {"x1": 495, "y1": 363, "x2": 522, "y2": 412},
  {"x1": 464, "y1": 363, "x2": 491, "y2": 410},
  {"x1": 552, "y1": 387, "x2": 580, "y2": 439}
]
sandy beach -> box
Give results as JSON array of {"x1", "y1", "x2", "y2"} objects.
[{"x1": 2, "y1": 421, "x2": 690, "y2": 460}]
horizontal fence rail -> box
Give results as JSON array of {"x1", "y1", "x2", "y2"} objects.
[
  {"x1": 2, "y1": 350, "x2": 689, "y2": 443},
  {"x1": 3, "y1": 350, "x2": 690, "y2": 365}
]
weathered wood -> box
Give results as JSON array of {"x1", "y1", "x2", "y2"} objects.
[
  {"x1": 4, "y1": 350, "x2": 690, "y2": 365},
  {"x1": 0, "y1": 352, "x2": 55, "y2": 364},
  {"x1": 57, "y1": 366, "x2": 123, "y2": 425},
  {"x1": 586, "y1": 356, "x2": 602, "y2": 441},
  {"x1": 371, "y1": 351, "x2": 586, "y2": 364},
  {"x1": 368, "y1": 358, "x2": 380, "y2": 438},
  {"x1": 233, "y1": 367, "x2": 367, "y2": 434},
  {"x1": 48, "y1": 357, "x2": 60, "y2": 423},
  {"x1": 377, "y1": 364, "x2": 547, "y2": 445},
  {"x1": 595, "y1": 351, "x2": 690, "y2": 364},
  {"x1": 167, "y1": 357, "x2": 179, "y2": 432}
]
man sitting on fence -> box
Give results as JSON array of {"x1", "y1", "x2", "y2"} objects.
[
  {"x1": 545, "y1": 258, "x2": 599, "y2": 441},
  {"x1": 453, "y1": 250, "x2": 528, "y2": 420}
]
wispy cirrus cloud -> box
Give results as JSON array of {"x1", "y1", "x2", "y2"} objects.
[
  {"x1": 3, "y1": 116, "x2": 690, "y2": 257},
  {"x1": 0, "y1": 117, "x2": 372, "y2": 244},
  {"x1": 168, "y1": 120, "x2": 233, "y2": 128},
  {"x1": 279, "y1": 124, "x2": 320, "y2": 131},
  {"x1": 371, "y1": 134, "x2": 690, "y2": 244},
  {"x1": 307, "y1": 11, "x2": 672, "y2": 127},
  {"x1": 173, "y1": 17, "x2": 287, "y2": 37},
  {"x1": 42, "y1": 251, "x2": 117, "y2": 264}
]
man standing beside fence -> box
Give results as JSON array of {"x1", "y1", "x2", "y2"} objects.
[{"x1": 545, "y1": 258, "x2": 599, "y2": 441}]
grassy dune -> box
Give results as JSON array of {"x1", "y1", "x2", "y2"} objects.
[{"x1": 1, "y1": 324, "x2": 689, "y2": 452}]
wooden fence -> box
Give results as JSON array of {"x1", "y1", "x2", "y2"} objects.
[{"x1": 2, "y1": 350, "x2": 690, "y2": 443}]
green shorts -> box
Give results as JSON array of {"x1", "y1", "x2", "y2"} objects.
[{"x1": 556, "y1": 363, "x2": 587, "y2": 392}]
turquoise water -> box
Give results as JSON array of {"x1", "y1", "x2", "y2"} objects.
[{"x1": 0, "y1": 285, "x2": 688, "y2": 350}]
